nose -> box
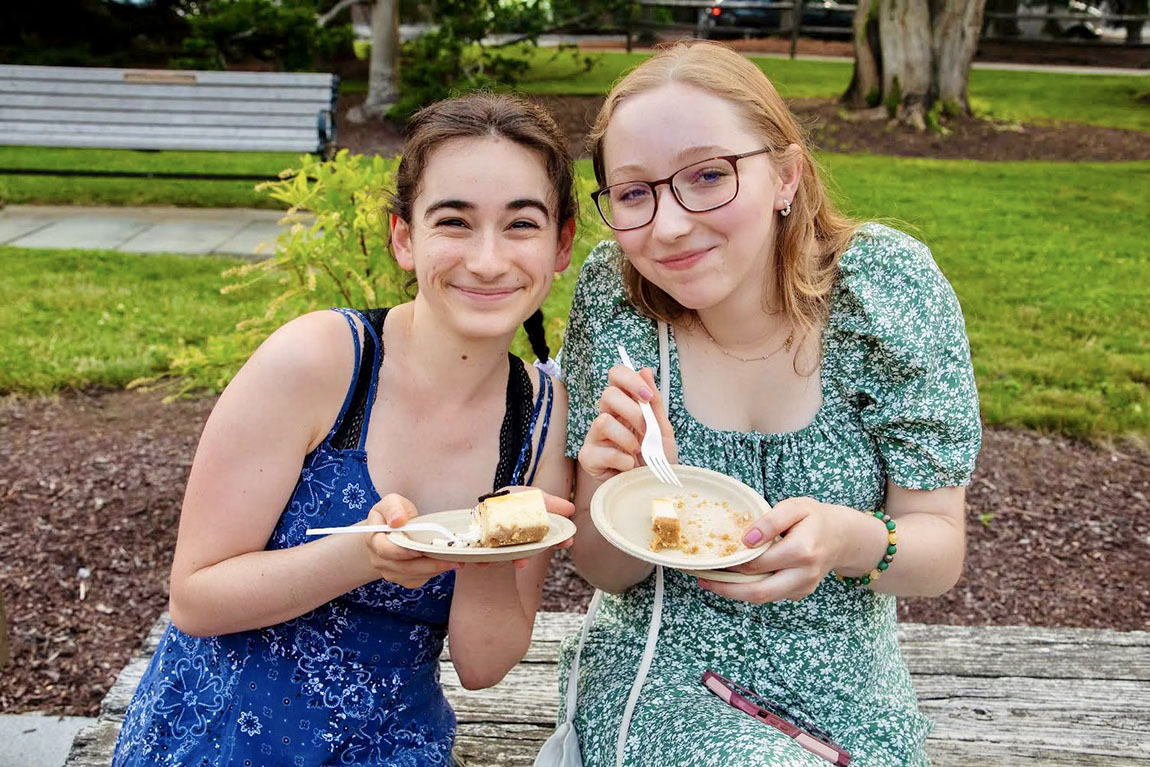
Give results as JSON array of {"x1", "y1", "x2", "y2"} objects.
[
  {"x1": 465, "y1": 230, "x2": 508, "y2": 281},
  {"x1": 649, "y1": 185, "x2": 692, "y2": 243}
]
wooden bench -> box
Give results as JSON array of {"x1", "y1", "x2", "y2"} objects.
[
  {"x1": 65, "y1": 613, "x2": 1150, "y2": 766},
  {"x1": 0, "y1": 65, "x2": 338, "y2": 180}
]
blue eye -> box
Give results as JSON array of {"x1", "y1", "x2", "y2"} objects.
[
  {"x1": 691, "y1": 167, "x2": 730, "y2": 186},
  {"x1": 613, "y1": 185, "x2": 651, "y2": 206}
]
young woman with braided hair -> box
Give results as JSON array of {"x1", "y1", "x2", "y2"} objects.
[{"x1": 113, "y1": 92, "x2": 576, "y2": 766}]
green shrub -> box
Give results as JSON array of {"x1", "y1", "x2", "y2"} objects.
[{"x1": 151, "y1": 150, "x2": 407, "y2": 397}]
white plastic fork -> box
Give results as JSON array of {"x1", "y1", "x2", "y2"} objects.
[
  {"x1": 616, "y1": 344, "x2": 682, "y2": 487},
  {"x1": 306, "y1": 522, "x2": 461, "y2": 541}
]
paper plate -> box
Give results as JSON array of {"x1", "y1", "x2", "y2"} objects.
[
  {"x1": 590, "y1": 465, "x2": 771, "y2": 574},
  {"x1": 388, "y1": 508, "x2": 576, "y2": 563}
]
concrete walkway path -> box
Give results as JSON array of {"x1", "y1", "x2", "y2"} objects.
[
  {"x1": 0, "y1": 714, "x2": 96, "y2": 767},
  {"x1": 0, "y1": 205, "x2": 294, "y2": 258}
]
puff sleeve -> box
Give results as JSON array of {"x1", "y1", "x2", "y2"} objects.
[{"x1": 828, "y1": 224, "x2": 982, "y2": 489}]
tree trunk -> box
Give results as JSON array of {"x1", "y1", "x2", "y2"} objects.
[
  {"x1": 844, "y1": 0, "x2": 881, "y2": 109},
  {"x1": 844, "y1": 0, "x2": 988, "y2": 130},
  {"x1": 934, "y1": 0, "x2": 986, "y2": 113},
  {"x1": 349, "y1": 0, "x2": 399, "y2": 122},
  {"x1": 878, "y1": 0, "x2": 933, "y2": 130}
]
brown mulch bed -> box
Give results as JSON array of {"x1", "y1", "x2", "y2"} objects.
[
  {"x1": 1, "y1": 390, "x2": 1148, "y2": 717},
  {"x1": 336, "y1": 93, "x2": 1150, "y2": 164}
]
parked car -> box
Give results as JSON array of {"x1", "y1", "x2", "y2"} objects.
[
  {"x1": 1015, "y1": 0, "x2": 1105, "y2": 39},
  {"x1": 696, "y1": 0, "x2": 852, "y2": 39}
]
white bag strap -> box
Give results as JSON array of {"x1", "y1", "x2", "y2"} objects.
[
  {"x1": 561, "y1": 588, "x2": 602, "y2": 724},
  {"x1": 614, "y1": 564, "x2": 664, "y2": 767},
  {"x1": 612, "y1": 321, "x2": 671, "y2": 766},
  {"x1": 561, "y1": 321, "x2": 672, "y2": 765}
]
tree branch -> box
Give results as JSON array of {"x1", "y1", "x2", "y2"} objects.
[{"x1": 318, "y1": 0, "x2": 360, "y2": 28}]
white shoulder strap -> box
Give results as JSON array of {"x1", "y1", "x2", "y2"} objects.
[{"x1": 561, "y1": 321, "x2": 672, "y2": 765}]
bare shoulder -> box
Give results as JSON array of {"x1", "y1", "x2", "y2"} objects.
[{"x1": 216, "y1": 310, "x2": 360, "y2": 445}]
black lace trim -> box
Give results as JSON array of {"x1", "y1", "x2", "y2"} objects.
[
  {"x1": 332, "y1": 308, "x2": 388, "y2": 451},
  {"x1": 493, "y1": 356, "x2": 533, "y2": 491}
]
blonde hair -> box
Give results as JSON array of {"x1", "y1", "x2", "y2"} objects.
[{"x1": 590, "y1": 40, "x2": 859, "y2": 348}]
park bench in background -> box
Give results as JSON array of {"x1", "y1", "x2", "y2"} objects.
[
  {"x1": 65, "y1": 611, "x2": 1150, "y2": 766},
  {"x1": 0, "y1": 65, "x2": 338, "y2": 181}
]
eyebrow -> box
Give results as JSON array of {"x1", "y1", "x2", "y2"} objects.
[
  {"x1": 423, "y1": 198, "x2": 551, "y2": 219},
  {"x1": 608, "y1": 145, "x2": 733, "y2": 184}
]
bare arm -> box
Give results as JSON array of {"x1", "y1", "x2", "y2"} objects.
[
  {"x1": 568, "y1": 366, "x2": 676, "y2": 593},
  {"x1": 169, "y1": 312, "x2": 455, "y2": 636},
  {"x1": 447, "y1": 378, "x2": 575, "y2": 689}
]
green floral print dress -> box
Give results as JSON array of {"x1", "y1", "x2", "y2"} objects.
[{"x1": 557, "y1": 224, "x2": 982, "y2": 767}]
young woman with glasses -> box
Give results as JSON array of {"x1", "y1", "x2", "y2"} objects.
[{"x1": 559, "y1": 41, "x2": 981, "y2": 765}]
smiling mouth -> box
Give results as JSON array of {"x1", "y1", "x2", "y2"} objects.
[
  {"x1": 657, "y1": 247, "x2": 712, "y2": 271},
  {"x1": 452, "y1": 286, "x2": 521, "y2": 301}
]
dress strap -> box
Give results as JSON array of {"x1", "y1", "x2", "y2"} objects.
[
  {"x1": 518, "y1": 370, "x2": 554, "y2": 486},
  {"x1": 493, "y1": 356, "x2": 534, "y2": 490},
  {"x1": 325, "y1": 308, "x2": 365, "y2": 445},
  {"x1": 330, "y1": 308, "x2": 389, "y2": 452}
]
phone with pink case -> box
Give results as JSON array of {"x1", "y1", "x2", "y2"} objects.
[{"x1": 702, "y1": 670, "x2": 851, "y2": 766}]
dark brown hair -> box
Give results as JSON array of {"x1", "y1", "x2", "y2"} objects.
[
  {"x1": 388, "y1": 92, "x2": 576, "y2": 362},
  {"x1": 390, "y1": 92, "x2": 576, "y2": 231},
  {"x1": 591, "y1": 41, "x2": 859, "y2": 349}
]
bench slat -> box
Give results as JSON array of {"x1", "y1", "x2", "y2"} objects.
[
  {"x1": 0, "y1": 108, "x2": 317, "y2": 129},
  {"x1": 2, "y1": 80, "x2": 335, "y2": 102},
  {"x1": 64, "y1": 613, "x2": 1150, "y2": 767},
  {"x1": 4, "y1": 93, "x2": 333, "y2": 116},
  {"x1": 0, "y1": 64, "x2": 337, "y2": 88},
  {"x1": 0, "y1": 121, "x2": 319, "y2": 141},
  {"x1": 0, "y1": 135, "x2": 320, "y2": 152},
  {"x1": 451, "y1": 615, "x2": 1150, "y2": 682}
]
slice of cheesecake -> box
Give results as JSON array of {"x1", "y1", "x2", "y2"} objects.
[
  {"x1": 650, "y1": 497, "x2": 680, "y2": 552},
  {"x1": 476, "y1": 488, "x2": 550, "y2": 547}
]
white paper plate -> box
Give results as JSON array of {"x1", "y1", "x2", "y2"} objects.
[
  {"x1": 388, "y1": 508, "x2": 576, "y2": 563},
  {"x1": 590, "y1": 465, "x2": 771, "y2": 574}
]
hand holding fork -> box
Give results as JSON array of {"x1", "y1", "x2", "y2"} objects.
[{"x1": 576, "y1": 344, "x2": 681, "y2": 486}]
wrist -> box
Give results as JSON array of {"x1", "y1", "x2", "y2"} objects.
[{"x1": 833, "y1": 506, "x2": 890, "y2": 577}]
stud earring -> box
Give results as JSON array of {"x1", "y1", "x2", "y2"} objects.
[{"x1": 780, "y1": 200, "x2": 791, "y2": 217}]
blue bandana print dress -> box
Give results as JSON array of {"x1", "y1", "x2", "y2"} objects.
[
  {"x1": 557, "y1": 225, "x2": 982, "y2": 767},
  {"x1": 113, "y1": 308, "x2": 551, "y2": 767}
]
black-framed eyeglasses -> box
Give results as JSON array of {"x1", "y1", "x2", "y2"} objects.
[{"x1": 591, "y1": 147, "x2": 772, "y2": 231}]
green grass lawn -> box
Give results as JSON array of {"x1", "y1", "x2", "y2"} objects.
[
  {"x1": 0, "y1": 248, "x2": 277, "y2": 393},
  {"x1": 0, "y1": 146, "x2": 300, "y2": 208},
  {"x1": 4, "y1": 157, "x2": 1147, "y2": 440},
  {"x1": 820, "y1": 154, "x2": 1149, "y2": 440},
  {"x1": 517, "y1": 49, "x2": 1150, "y2": 132}
]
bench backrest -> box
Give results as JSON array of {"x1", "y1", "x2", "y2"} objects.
[{"x1": 0, "y1": 65, "x2": 338, "y2": 154}]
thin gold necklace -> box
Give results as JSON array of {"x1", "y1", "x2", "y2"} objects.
[{"x1": 699, "y1": 321, "x2": 794, "y2": 363}]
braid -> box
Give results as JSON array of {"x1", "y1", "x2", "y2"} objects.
[{"x1": 523, "y1": 309, "x2": 550, "y2": 362}]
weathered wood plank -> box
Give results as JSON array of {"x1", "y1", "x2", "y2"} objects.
[
  {"x1": 1, "y1": 79, "x2": 334, "y2": 102},
  {"x1": 0, "y1": 122, "x2": 319, "y2": 142},
  {"x1": 66, "y1": 613, "x2": 1150, "y2": 767},
  {"x1": 897, "y1": 622, "x2": 1150, "y2": 681},
  {"x1": 0, "y1": 134, "x2": 323, "y2": 152},
  {"x1": 0, "y1": 108, "x2": 317, "y2": 130},
  {"x1": 3, "y1": 93, "x2": 333, "y2": 115},
  {"x1": 447, "y1": 614, "x2": 1150, "y2": 682}
]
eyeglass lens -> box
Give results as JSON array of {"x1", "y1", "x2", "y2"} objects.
[{"x1": 598, "y1": 156, "x2": 739, "y2": 230}]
